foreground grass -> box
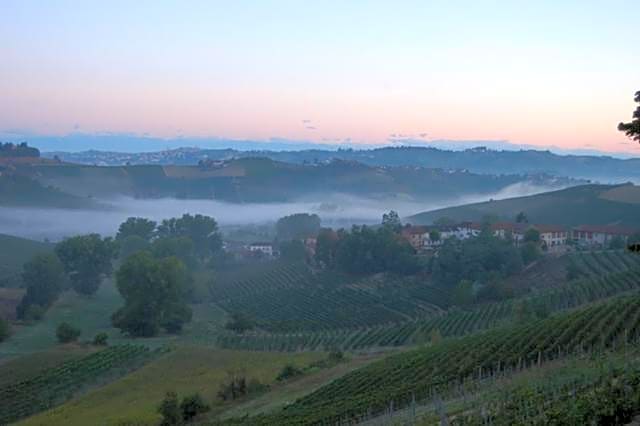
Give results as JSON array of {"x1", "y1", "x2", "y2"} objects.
[{"x1": 19, "y1": 346, "x2": 327, "y2": 426}]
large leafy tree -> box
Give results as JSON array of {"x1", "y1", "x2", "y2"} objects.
[
  {"x1": 276, "y1": 213, "x2": 321, "y2": 241},
  {"x1": 116, "y1": 217, "x2": 157, "y2": 242},
  {"x1": 55, "y1": 234, "x2": 118, "y2": 296},
  {"x1": 16, "y1": 253, "x2": 66, "y2": 319},
  {"x1": 157, "y1": 214, "x2": 222, "y2": 260},
  {"x1": 618, "y1": 91, "x2": 640, "y2": 142},
  {"x1": 112, "y1": 251, "x2": 192, "y2": 337}
]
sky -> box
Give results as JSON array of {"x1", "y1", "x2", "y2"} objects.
[{"x1": 1, "y1": 0, "x2": 639, "y2": 154}]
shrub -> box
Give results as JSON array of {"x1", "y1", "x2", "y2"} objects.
[
  {"x1": 276, "y1": 364, "x2": 304, "y2": 381},
  {"x1": 23, "y1": 304, "x2": 45, "y2": 321},
  {"x1": 158, "y1": 391, "x2": 181, "y2": 426},
  {"x1": 56, "y1": 322, "x2": 81, "y2": 343},
  {"x1": 179, "y1": 393, "x2": 210, "y2": 422},
  {"x1": 92, "y1": 332, "x2": 109, "y2": 346}
]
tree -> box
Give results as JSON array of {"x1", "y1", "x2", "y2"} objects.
[
  {"x1": 116, "y1": 217, "x2": 157, "y2": 242},
  {"x1": 276, "y1": 213, "x2": 321, "y2": 241},
  {"x1": 157, "y1": 214, "x2": 222, "y2": 261},
  {"x1": 16, "y1": 253, "x2": 66, "y2": 319},
  {"x1": 56, "y1": 322, "x2": 81, "y2": 343},
  {"x1": 225, "y1": 312, "x2": 255, "y2": 333},
  {"x1": 151, "y1": 236, "x2": 196, "y2": 268},
  {"x1": 521, "y1": 242, "x2": 541, "y2": 264},
  {"x1": 158, "y1": 391, "x2": 182, "y2": 426},
  {"x1": 55, "y1": 234, "x2": 117, "y2": 296},
  {"x1": 382, "y1": 210, "x2": 401, "y2": 231},
  {"x1": 118, "y1": 235, "x2": 150, "y2": 260},
  {"x1": 315, "y1": 228, "x2": 339, "y2": 268},
  {"x1": 523, "y1": 228, "x2": 540, "y2": 243},
  {"x1": 0, "y1": 318, "x2": 9, "y2": 342},
  {"x1": 112, "y1": 252, "x2": 193, "y2": 337},
  {"x1": 618, "y1": 91, "x2": 640, "y2": 142},
  {"x1": 429, "y1": 230, "x2": 441, "y2": 242},
  {"x1": 278, "y1": 239, "x2": 307, "y2": 262},
  {"x1": 515, "y1": 212, "x2": 528, "y2": 223}
]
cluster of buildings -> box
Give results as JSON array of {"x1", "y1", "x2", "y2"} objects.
[{"x1": 401, "y1": 222, "x2": 637, "y2": 253}]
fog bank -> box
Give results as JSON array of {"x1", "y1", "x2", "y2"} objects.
[{"x1": 0, "y1": 182, "x2": 565, "y2": 241}]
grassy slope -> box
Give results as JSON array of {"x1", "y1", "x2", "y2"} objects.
[
  {"x1": 19, "y1": 347, "x2": 327, "y2": 426},
  {"x1": 409, "y1": 184, "x2": 640, "y2": 227},
  {"x1": 0, "y1": 233, "x2": 52, "y2": 287}
]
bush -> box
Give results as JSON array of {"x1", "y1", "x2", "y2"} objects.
[
  {"x1": 276, "y1": 364, "x2": 304, "y2": 381},
  {"x1": 23, "y1": 304, "x2": 45, "y2": 321},
  {"x1": 56, "y1": 322, "x2": 81, "y2": 343},
  {"x1": 158, "y1": 391, "x2": 181, "y2": 426},
  {"x1": 179, "y1": 393, "x2": 210, "y2": 422},
  {"x1": 92, "y1": 332, "x2": 108, "y2": 346}
]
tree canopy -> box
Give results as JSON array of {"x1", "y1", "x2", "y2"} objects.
[
  {"x1": 157, "y1": 214, "x2": 222, "y2": 260},
  {"x1": 618, "y1": 91, "x2": 640, "y2": 142},
  {"x1": 16, "y1": 253, "x2": 66, "y2": 319},
  {"x1": 112, "y1": 251, "x2": 192, "y2": 337},
  {"x1": 54, "y1": 234, "x2": 117, "y2": 296},
  {"x1": 276, "y1": 213, "x2": 321, "y2": 241},
  {"x1": 116, "y1": 217, "x2": 157, "y2": 242}
]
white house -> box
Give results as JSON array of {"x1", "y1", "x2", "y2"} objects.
[
  {"x1": 248, "y1": 242, "x2": 274, "y2": 256},
  {"x1": 572, "y1": 225, "x2": 636, "y2": 248}
]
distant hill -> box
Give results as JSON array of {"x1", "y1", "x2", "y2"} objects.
[
  {"x1": 0, "y1": 233, "x2": 52, "y2": 287},
  {"x1": 408, "y1": 183, "x2": 640, "y2": 228},
  {"x1": 0, "y1": 174, "x2": 99, "y2": 209},
  {"x1": 17, "y1": 157, "x2": 578, "y2": 203},
  {"x1": 45, "y1": 145, "x2": 640, "y2": 182}
]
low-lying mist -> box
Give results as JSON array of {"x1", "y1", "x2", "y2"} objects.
[{"x1": 1, "y1": 182, "x2": 565, "y2": 241}]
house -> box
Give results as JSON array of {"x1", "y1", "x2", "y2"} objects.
[
  {"x1": 248, "y1": 242, "x2": 275, "y2": 257},
  {"x1": 532, "y1": 224, "x2": 569, "y2": 249},
  {"x1": 401, "y1": 226, "x2": 428, "y2": 251},
  {"x1": 572, "y1": 225, "x2": 636, "y2": 248}
]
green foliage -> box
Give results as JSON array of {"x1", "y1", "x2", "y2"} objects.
[
  {"x1": 116, "y1": 217, "x2": 157, "y2": 242},
  {"x1": 276, "y1": 213, "x2": 321, "y2": 241},
  {"x1": 23, "y1": 304, "x2": 45, "y2": 321},
  {"x1": 55, "y1": 234, "x2": 117, "y2": 296},
  {"x1": 112, "y1": 252, "x2": 192, "y2": 337},
  {"x1": 217, "y1": 371, "x2": 249, "y2": 402},
  {"x1": 151, "y1": 236, "x2": 196, "y2": 267},
  {"x1": 618, "y1": 90, "x2": 640, "y2": 143},
  {"x1": 315, "y1": 228, "x2": 339, "y2": 267},
  {"x1": 278, "y1": 239, "x2": 307, "y2": 262},
  {"x1": 179, "y1": 393, "x2": 210, "y2": 422},
  {"x1": 515, "y1": 211, "x2": 528, "y2": 223},
  {"x1": 431, "y1": 234, "x2": 522, "y2": 289},
  {"x1": 117, "y1": 235, "x2": 150, "y2": 259},
  {"x1": 520, "y1": 241, "x2": 541, "y2": 264},
  {"x1": 523, "y1": 228, "x2": 540, "y2": 243},
  {"x1": 92, "y1": 332, "x2": 108, "y2": 346},
  {"x1": 335, "y1": 225, "x2": 420, "y2": 275},
  {"x1": 158, "y1": 391, "x2": 181, "y2": 426},
  {"x1": 156, "y1": 214, "x2": 222, "y2": 261},
  {"x1": 0, "y1": 318, "x2": 9, "y2": 342},
  {"x1": 276, "y1": 364, "x2": 304, "y2": 381},
  {"x1": 0, "y1": 345, "x2": 153, "y2": 424},
  {"x1": 16, "y1": 253, "x2": 66, "y2": 319},
  {"x1": 56, "y1": 322, "x2": 81, "y2": 343},
  {"x1": 382, "y1": 210, "x2": 402, "y2": 231},
  {"x1": 429, "y1": 229, "x2": 441, "y2": 242},
  {"x1": 0, "y1": 142, "x2": 39, "y2": 157}
]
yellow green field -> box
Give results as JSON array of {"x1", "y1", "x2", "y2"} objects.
[{"x1": 19, "y1": 346, "x2": 327, "y2": 426}]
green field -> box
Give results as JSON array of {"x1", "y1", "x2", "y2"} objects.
[{"x1": 19, "y1": 347, "x2": 329, "y2": 426}]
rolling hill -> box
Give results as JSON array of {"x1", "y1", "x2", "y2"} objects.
[{"x1": 408, "y1": 183, "x2": 640, "y2": 228}]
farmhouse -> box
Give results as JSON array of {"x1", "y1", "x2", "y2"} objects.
[
  {"x1": 572, "y1": 225, "x2": 636, "y2": 248},
  {"x1": 248, "y1": 242, "x2": 275, "y2": 256},
  {"x1": 533, "y1": 224, "x2": 570, "y2": 250}
]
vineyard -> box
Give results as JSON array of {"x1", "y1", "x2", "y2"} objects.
[
  {"x1": 212, "y1": 262, "x2": 448, "y2": 332},
  {"x1": 217, "y1": 260, "x2": 640, "y2": 351},
  {"x1": 0, "y1": 344, "x2": 158, "y2": 424},
  {"x1": 223, "y1": 294, "x2": 640, "y2": 425}
]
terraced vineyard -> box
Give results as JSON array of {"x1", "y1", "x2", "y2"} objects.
[
  {"x1": 213, "y1": 262, "x2": 448, "y2": 332},
  {"x1": 0, "y1": 344, "x2": 158, "y2": 424},
  {"x1": 218, "y1": 251, "x2": 640, "y2": 351},
  {"x1": 225, "y1": 294, "x2": 640, "y2": 425}
]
